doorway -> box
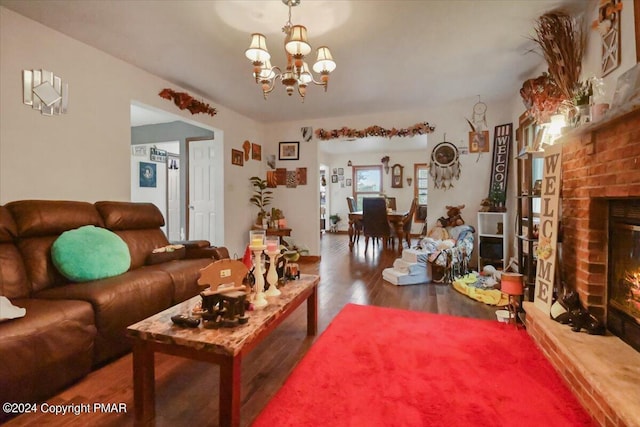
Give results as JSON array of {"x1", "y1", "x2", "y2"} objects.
[{"x1": 130, "y1": 102, "x2": 222, "y2": 243}]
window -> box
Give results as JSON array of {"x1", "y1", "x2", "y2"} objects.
[
  {"x1": 414, "y1": 163, "x2": 428, "y2": 222},
  {"x1": 352, "y1": 165, "x2": 383, "y2": 210}
]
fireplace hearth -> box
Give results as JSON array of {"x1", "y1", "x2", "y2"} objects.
[
  {"x1": 524, "y1": 104, "x2": 640, "y2": 427},
  {"x1": 608, "y1": 199, "x2": 640, "y2": 351}
]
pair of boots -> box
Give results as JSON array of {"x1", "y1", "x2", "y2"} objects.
[{"x1": 550, "y1": 291, "x2": 606, "y2": 335}]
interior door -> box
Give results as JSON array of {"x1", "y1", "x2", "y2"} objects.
[{"x1": 188, "y1": 139, "x2": 221, "y2": 244}]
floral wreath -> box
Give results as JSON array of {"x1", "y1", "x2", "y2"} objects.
[
  {"x1": 159, "y1": 88, "x2": 217, "y2": 117},
  {"x1": 315, "y1": 122, "x2": 435, "y2": 141}
]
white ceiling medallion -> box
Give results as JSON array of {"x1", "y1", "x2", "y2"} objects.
[{"x1": 23, "y1": 69, "x2": 68, "y2": 116}]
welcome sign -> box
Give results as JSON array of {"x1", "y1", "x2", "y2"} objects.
[
  {"x1": 489, "y1": 123, "x2": 512, "y2": 199},
  {"x1": 534, "y1": 143, "x2": 563, "y2": 314}
]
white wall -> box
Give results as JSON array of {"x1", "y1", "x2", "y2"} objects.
[{"x1": 0, "y1": 7, "x2": 265, "y2": 257}]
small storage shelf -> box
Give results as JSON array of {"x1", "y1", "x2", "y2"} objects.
[
  {"x1": 516, "y1": 112, "x2": 542, "y2": 301},
  {"x1": 477, "y1": 212, "x2": 508, "y2": 270}
]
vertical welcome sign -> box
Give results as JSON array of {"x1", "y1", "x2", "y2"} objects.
[
  {"x1": 534, "y1": 143, "x2": 562, "y2": 314},
  {"x1": 489, "y1": 123, "x2": 512, "y2": 198}
]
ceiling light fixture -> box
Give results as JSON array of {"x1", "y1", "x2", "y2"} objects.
[{"x1": 244, "y1": 0, "x2": 336, "y2": 101}]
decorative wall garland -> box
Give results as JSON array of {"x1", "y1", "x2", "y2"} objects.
[
  {"x1": 158, "y1": 88, "x2": 217, "y2": 117},
  {"x1": 315, "y1": 122, "x2": 435, "y2": 140}
]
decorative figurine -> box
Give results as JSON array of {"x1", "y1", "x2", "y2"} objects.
[{"x1": 197, "y1": 259, "x2": 250, "y2": 327}]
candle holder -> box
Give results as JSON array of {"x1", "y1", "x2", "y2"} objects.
[
  {"x1": 264, "y1": 236, "x2": 281, "y2": 297},
  {"x1": 249, "y1": 230, "x2": 267, "y2": 309}
]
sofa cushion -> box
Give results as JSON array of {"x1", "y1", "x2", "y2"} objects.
[
  {"x1": 35, "y1": 268, "x2": 174, "y2": 364},
  {"x1": 6, "y1": 200, "x2": 103, "y2": 238},
  {"x1": 147, "y1": 258, "x2": 214, "y2": 303},
  {"x1": 6, "y1": 201, "x2": 105, "y2": 293},
  {"x1": 52, "y1": 225, "x2": 131, "y2": 282},
  {"x1": 95, "y1": 201, "x2": 164, "y2": 230},
  {"x1": 0, "y1": 298, "x2": 95, "y2": 415}
]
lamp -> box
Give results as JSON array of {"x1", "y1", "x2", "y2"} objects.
[
  {"x1": 245, "y1": 0, "x2": 336, "y2": 101},
  {"x1": 500, "y1": 273, "x2": 524, "y2": 328}
]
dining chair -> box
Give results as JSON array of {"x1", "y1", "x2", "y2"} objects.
[
  {"x1": 386, "y1": 197, "x2": 397, "y2": 211},
  {"x1": 401, "y1": 197, "x2": 418, "y2": 248},
  {"x1": 362, "y1": 197, "x2": 391, "y2": 253},
  {"x1": 346, "y1": 196, "x2": 362, "y2": 243}
]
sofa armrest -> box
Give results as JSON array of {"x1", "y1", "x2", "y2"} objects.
[
  {"x1": 184, "y1": 246, "x2": 230, "y2": 260},
  {"x1": 170, "y1": 240, "x2": 211, "y2": 249}
]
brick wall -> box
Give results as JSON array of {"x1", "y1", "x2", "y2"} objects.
[{"x1": 560, "y1": 107, "x2": 640, "y2": 317}]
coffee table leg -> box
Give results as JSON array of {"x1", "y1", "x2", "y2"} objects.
[
  {"x1": 219, "y1": 355, "x2": 241, "y2": 427},
  {"x1": 132, "y1": 340, "x2": 155, "y2": 425},
  {"x1": 307, "y1": 285, "x2": 318, "y2": 336}
]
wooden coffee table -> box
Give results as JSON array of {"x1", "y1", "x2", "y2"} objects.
[{"x1": 126, "y1": 274, "x2": 320, "y2": 427}]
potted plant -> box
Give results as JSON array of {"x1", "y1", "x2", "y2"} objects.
[
  {"x1": 249, "y1": 176, "x2": 273, "y2": 225},
  {"x1": 489, "y1": 183, "x2": 507, "y2": 212},
  {"x1": 329, "y1": 213, "x2": 341, "y2": 225}
]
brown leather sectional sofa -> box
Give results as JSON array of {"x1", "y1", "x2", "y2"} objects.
[{"x1": 0, "y1": 200, "x2": 228, "y2": 418}]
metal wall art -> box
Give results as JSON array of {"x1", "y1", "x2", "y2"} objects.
[
  {"x1": 429, "y1": 139, "x2": 460, "y2": 190},
  {"x1": 23, "y1": 69, "x2": 68, "y2": 116}
]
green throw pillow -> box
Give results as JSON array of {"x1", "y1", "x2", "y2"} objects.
[{"x1": 52, "y1": 225, "x2": 131, "y2": 282}]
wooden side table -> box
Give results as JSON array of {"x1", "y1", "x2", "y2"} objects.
[{"x1": 265, "y1": 227, "x2": 291, "y2": 238}]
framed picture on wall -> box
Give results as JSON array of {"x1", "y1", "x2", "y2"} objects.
[
  {"x1": 279, "y1": 141, "x2": 299, "y2": 160},
  {"x1": 251, "y1": 143, "x2": 262, "y2": 161},
  {"x1": 231, "y1": 149, "x2": 244, "y2": 166},
  {"x1": 139, "y1": 162, "x2": 156, "y2": 188},
  {"x1": 346, "y1": 178, "x2": 352, "y2": 187},
  {"x1": 469, "y1": 130, "x2": 490, "y2": 153}
]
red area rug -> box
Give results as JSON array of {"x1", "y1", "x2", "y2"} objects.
[{"x1": 252, "y1": 304, "x2": 594, "y2": 427}]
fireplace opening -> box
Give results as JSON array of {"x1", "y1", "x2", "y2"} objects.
[{"x1": 608, "y1": 199, "x2": 640, "y2": 352}]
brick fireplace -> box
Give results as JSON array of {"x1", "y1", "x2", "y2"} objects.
[
  {"x1": 561, "y1": 105, "x2": 640, "y2": 322},
  {"x1": 524, "y1": 104, "x2": 640, "y2": 427}
]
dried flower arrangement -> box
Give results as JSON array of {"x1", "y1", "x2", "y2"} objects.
[
  {"x1": 315, "y1": 122, "x2": 435, "y2": 141},
  {"x1": 158, "y1": 88, "x2": 217, "y2": 117},
  {"x1": 530, "y1": 11, "x2": 585, "y2": 103},
  {"x1": 520, "y1": 73, "x2": 566, "y2": 124}
]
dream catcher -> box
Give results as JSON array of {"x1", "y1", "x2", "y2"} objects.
[
  {"x1": 429, "y1": 137, "x2": 460, "y2": 190},
  {"x1": 467, "y1": 97, "x2": 490, "y2": 155}
]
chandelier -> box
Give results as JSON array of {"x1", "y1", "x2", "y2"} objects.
[{"x1": 244, "y1": 0, "x2": 336, "y2": 101}]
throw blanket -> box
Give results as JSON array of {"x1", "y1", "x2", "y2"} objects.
[
  {"x1": 452, "y1": 273, "x2": 508, "y2": 306},
  {"x1": 417, "y1": 225, "x2": 474, "y2": 271}
]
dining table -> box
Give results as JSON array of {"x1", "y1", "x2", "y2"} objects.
[{"x1": 348, "y1": 210, "x2": 408, "y2": 252}]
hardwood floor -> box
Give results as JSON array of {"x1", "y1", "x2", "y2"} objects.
[{"x1": 6, "y1": 233, "x2": 496, "y2": 427}]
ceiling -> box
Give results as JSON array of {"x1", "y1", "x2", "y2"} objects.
[{"x1": 2, "y1": 0, "x2": 591, "y2": 126}]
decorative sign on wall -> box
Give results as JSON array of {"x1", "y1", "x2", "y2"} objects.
[
  {"x1": 592, "y1": 0, "x2": 623, "y2": 76},
  {"x1": 488, "y1": 123, "x2": 513, "y2": 201},
  {"x1": 150, "y1": 147, "x2": 167, "y2": 163},
  {"x1": 534, "y1": 143, "x2": 563, "y2": 314}
]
